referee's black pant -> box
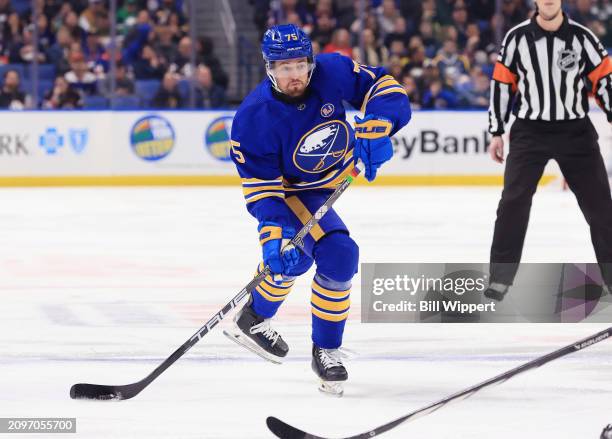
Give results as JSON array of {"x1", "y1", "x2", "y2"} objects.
[{"x1": 490, "y1": 118, "x2": 612, "y2": 285}]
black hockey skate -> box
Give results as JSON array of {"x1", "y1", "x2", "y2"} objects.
[
  {"x1": 312, "y1": 344, "x2": 348, "y2": 397},
  {"x1": 223, "y1": 296, "x2": 288, "y2": 364},
  {"x1": 484, "y1": 282, "x2": 509, "y2": 301}
]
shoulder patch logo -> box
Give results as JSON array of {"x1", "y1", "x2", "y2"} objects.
[
  {"x1": 320, "y1": 103, "x2": 335, "y2": 118},
  {"x1": 293, "y1": 120, "x2": 349, "y2": 173},
  {"x1": 557, "y1": 49, "x2": 579, "y2": 72}
]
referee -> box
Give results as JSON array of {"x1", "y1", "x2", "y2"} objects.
[{"x1": 485, "y1": 0, "x2": 612, "y2": 300}]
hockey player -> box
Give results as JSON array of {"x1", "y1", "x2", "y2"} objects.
[{"x1": 225, "y1": 24, "x2": 411, "y2": 396}]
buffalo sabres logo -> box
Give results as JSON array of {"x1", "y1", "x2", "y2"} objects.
[
  {"x1": 320, "y1": 103, "x2": 334, "y2": 118},
  {"x1": 293, "y1": 120, "x2": 349, "y2": 173},
  {"x1": 557, "y1": 49, "x2": 578, "y2": 72}
]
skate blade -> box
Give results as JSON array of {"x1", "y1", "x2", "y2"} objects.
[
  {"x1": 318, "y1": 380, "x2": 344, "y2": 397},
  {"x1": 223, "y1": 327, "x2": 283, "y2": 365}
]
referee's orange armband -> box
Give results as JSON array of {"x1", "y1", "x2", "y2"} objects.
[
  {"x1": 492, "y1": 62, "x2": 518, "y2": 93},
  {"x1": 587, "y1": 57, "x2": 612, "y2": 93}
]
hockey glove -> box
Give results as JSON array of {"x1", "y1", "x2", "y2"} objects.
[
  {"x1": 353, "y1": 114, "x2": 393, "y2": 182},
  {"x1": 258, "y1": 221, "x2": 300, "y2": 277}
]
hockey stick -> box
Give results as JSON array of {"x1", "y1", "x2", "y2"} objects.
[
  {"x1": 69, "y1": 162, "x2": 364, "y2": 401},
  {"x1": 267, "y1": 326, "x2": 612, "y2": 439}
]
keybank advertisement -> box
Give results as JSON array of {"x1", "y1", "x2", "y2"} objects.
[{"x1": 0, "y1": 110, "x2": 608, "y2": 178}]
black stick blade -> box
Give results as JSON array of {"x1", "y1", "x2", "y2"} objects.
[
  {"x1": 267, "y1": 417, "x2": 328, "y2": 439},
  {"x1": 70, "y1": 383, "x2": 127, "y2": 401}
]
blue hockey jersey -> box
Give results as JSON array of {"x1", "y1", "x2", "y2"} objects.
[{"x1": 230, "y1": 53, "x2": 411, "y2": 224}]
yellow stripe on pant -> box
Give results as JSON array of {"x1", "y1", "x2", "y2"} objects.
[{"x1": 285, "y1": 196, "x2": 325, "y2": 241}]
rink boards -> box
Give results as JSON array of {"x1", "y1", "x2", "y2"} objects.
[{"x1": 0, "y1": 109, "x2": 608, "y2": 186}]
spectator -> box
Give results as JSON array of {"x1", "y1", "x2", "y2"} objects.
[
  {"x1": 386, "y1": 54, "x2": 404, "y2": 80},
  {"x1": 376, "y1": 0, "x2": 399, "y2": 39},
  {"x1": 151, "y1": 0, "x2": 186, "y2": 27},
  {"x1": 403, "y1": 43, "x2": 427, "y2": 79},
  {"x1": 49, "y1": 3, "x2": 73, "y2": 34},
  {"x1": 457, "y1": 68, "x2": 490, "y2": 108},
  {"x1": 79, "y1": 0, "x2": 110, "y2": 36},
  {"x1": 323, "y1": 28, "x2": 353, "y2": 58},
  {"x1": 117, "y1": 0, "x2": 139, "y2": 33},
  {"x1": 422, "y1": 79, "x2": 457, "y2": 109},
  {"x1": 133, "y1": 44, "x2": 165, "y2": 80},
  {"x1": 0, "y1": 12, "x2": 19, "y2": 62},
  {"x1": 43, "y1": 75, "x2": 82, "y2": 109},
  {"x1": 353, "y1": 27, "x2": 388, "y2": 66},
  {"x1": 401, "y1": 73, "x2": 422, "y2": 109},
  {"x1": 82, "y1": 31, "x2": 108, "y2": 75},
  {"x1": 170, "y1": 36, "x2": 197, "y2": 78},
  {"x1": 451, "y1": 2, "x2": 470, "y2": 49},
  {"x1": 193, "y1": 64, "x2": 226, "y2": 109},
  {"x1": 121, "y1": 10, "x2": 152, "y2": 64},
  {"x1": 97, "y1": 61, "x2": 135, "y2": 97},
  {"x1": 0, "y1": 70, "x2": 27, "y2": 109},
  {"x1": 153, "y1": 25, "x2": 176, "y2": 67},
  {"x1": 64, "y1": 51, "x2": 97, "y2": 96},
  {"x1": 433, "y1": 39, "x2": 470, "y2": 88},
  {"x1": 64, "y1": 9, "x2": 84, "y2": 41},
  {"x1": 9, "y1": 24, "x2": 48, "y2": 64},
  {"x1": 0, "y1": 0, "x2": 13, "y2": 21},
  {"x1": 421, "y1": 0, "x2": 437, "y2": 21},
  {"x1": 421, "y1": 61, "x2": 443, "y2": 89},
  {"x1": 388, "y1": 39, "x2": 409, "y2": 66},
  {"x1": 384, "y1": 16, "x2": 409, "y2": 48},
  {"x1": 198, "y1": 36, "x2": 229, "y2": 89},
  {"x1": 151, "y1": 72, "x2": 182, "y2": 108},
  {"x1": 419, "y1": 20, "x2": 440, "y2": 58},
  {"x1": 35, "y1": 13, "x2": 55, "y2": 52},
  {"x1": 47, "y1": 26, "x2": 74, "y2": 75},
  {"x1": 464, "y1": 22, "x2": 491, "y2": 56},
  {"x1": 310, "y1": 13, "x2": 335, "y2": 47},
  {"x1": 166, "y1": 10, "x2": 186, "y2": 42}
]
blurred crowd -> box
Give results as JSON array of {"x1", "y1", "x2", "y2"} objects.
[
  {"x1": 0, "y1": 0, "x2": 610, "y2": 110},
  {"x1": 0, "y1": 0, "x2": 228, "y2": 109},
  {"x1": 254, "y1": 0, "x2": 612, "y2": 109}
]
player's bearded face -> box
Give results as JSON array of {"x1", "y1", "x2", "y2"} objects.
[
  {"x1": 272, "y1": 58, "x2": 311, "y2": 97},
  {"x1": 537, "y1": 0, "x2": 562, "y2": 20}
]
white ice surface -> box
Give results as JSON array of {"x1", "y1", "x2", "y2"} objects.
[{"x1": 0, "y1": 186, "x2": 611, "y2": 438}]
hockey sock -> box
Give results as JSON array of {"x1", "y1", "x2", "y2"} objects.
[{"x1": 310, "y1": 273, "x2": 351, "y2": 348}]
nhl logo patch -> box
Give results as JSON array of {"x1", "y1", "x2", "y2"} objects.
[
  {"x1": 320, "y1": 103, "x2": 334, "y2": 118},
  {"x1": 556, "y1": 49, "x2": 578, "y2": 72}
]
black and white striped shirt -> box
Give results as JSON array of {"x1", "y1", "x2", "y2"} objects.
[{"x1": 489, "y1": 12, "x2": 612, "y2": 135}]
